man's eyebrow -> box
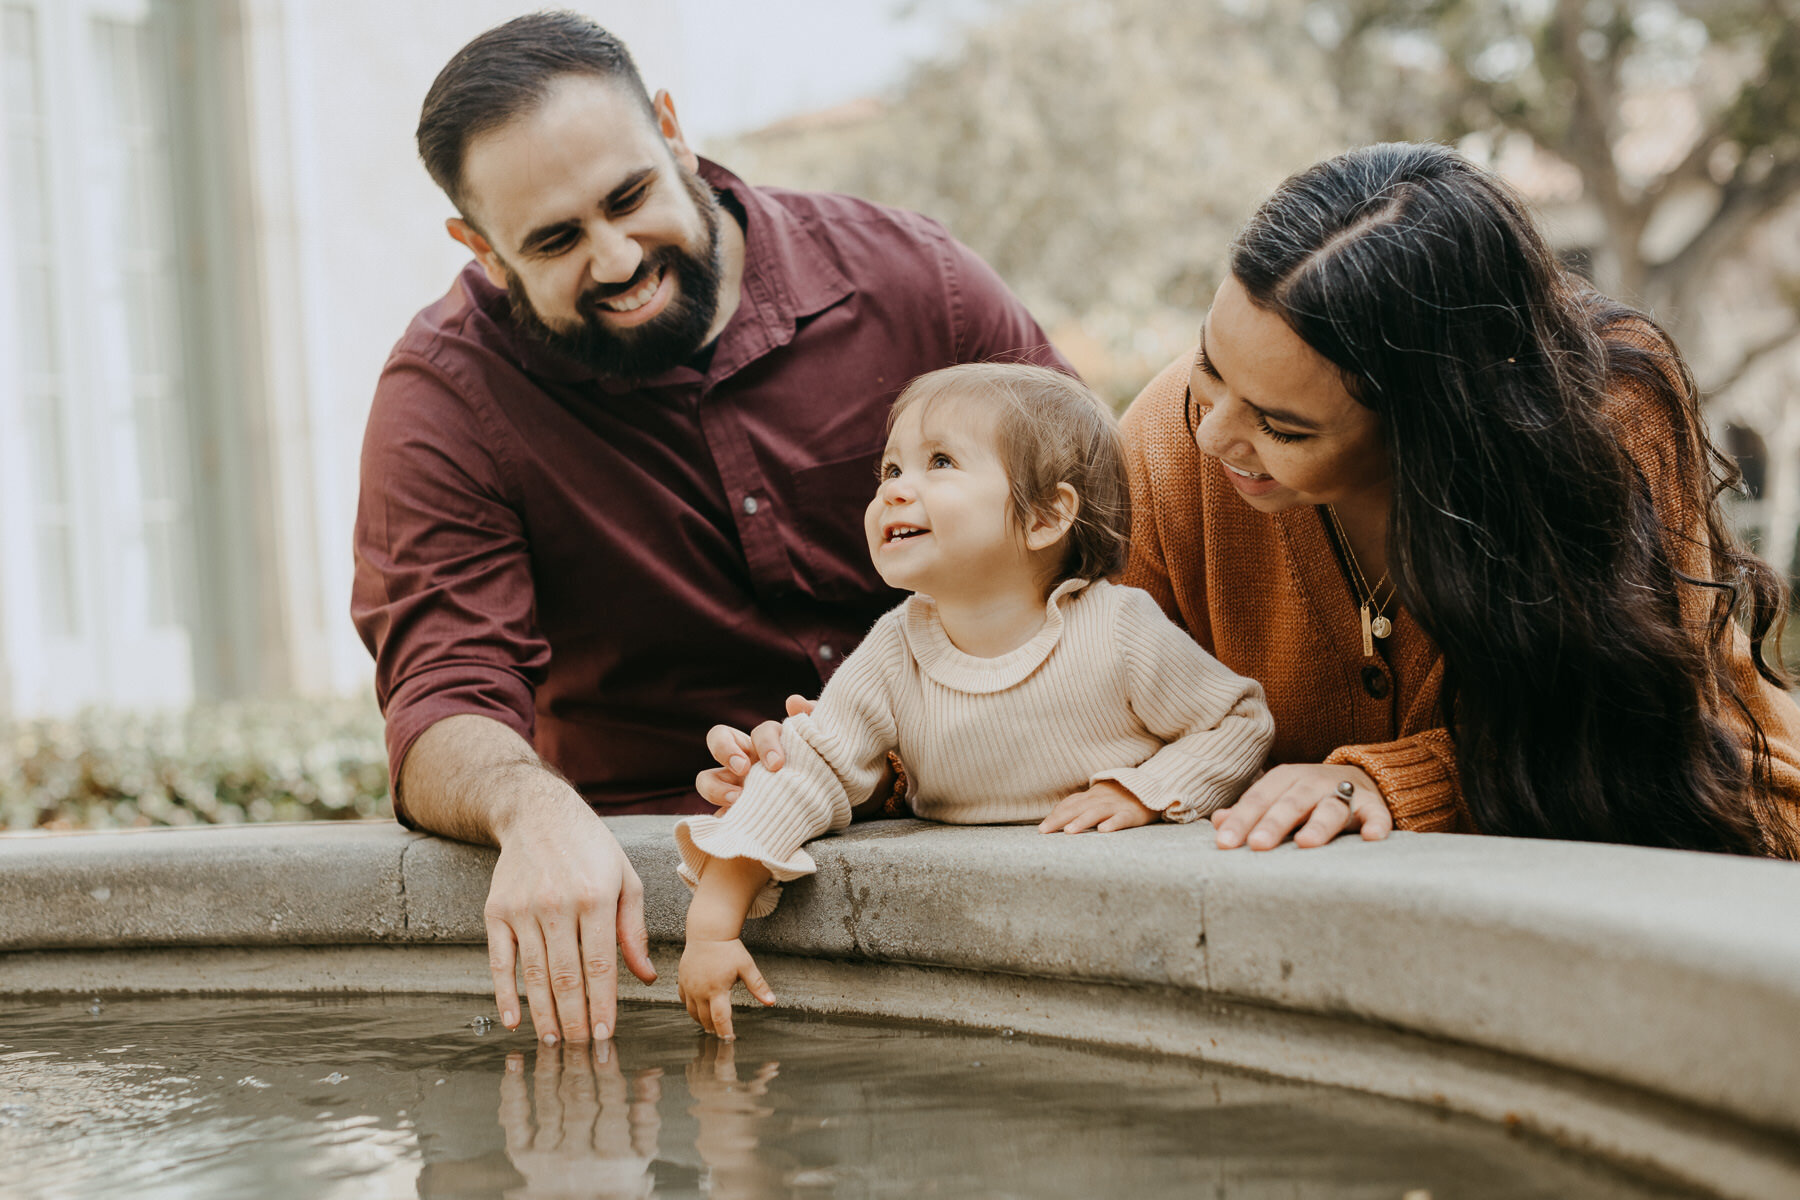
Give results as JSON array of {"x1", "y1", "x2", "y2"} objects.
[
  {"x1": 517, "y1": 168, "x2": 659, "y2": 255},
  {"x1": 519, "y1": 219, "x2": 579, "y2": 256},
  {"x1": 1199, "y1": 320, "x2": 1325, "y2": 432},
  {"x1": 604, "y1": 166, "x2": 656, "y2": 210}
]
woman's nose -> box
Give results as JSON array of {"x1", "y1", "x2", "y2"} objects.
[{"x1": 1193, "y1": 401, "x2": 1240, "y2": 459}]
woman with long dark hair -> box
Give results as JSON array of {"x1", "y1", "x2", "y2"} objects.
[{"x1": 1125, "y1": 141, "x2": 1800, "y2": 856}]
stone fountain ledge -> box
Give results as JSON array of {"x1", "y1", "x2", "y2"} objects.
[{"x1": 3, "y1": 818, "x2": 1799, "y2": 1199}]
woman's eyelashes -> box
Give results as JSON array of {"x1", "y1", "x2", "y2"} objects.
[
  {"x1": 1256, "y1": 414, "x2": 1305, "y2": 444},
  {"x1": 1196, "y1": 346, "x2": 1222, "y2": 382}
]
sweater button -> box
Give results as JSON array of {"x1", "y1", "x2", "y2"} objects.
[{"x1": 1361, "y1": 665, "x2": 1391, "y2": 699}]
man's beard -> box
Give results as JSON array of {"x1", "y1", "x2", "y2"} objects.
[{"x1": 506, "y1": 165, "x2": 725, "y2": 381}]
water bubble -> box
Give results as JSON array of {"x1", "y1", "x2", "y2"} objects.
[
  {"x1": 316, "y1": 1072, "x2": 348, "y2": 1084},
  {"x1": 466, "y1": 1015, "x2": 495, "y2": 1031}
]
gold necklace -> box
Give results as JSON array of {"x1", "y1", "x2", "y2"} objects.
[{"x1": 1325, "y1": 505, "x2": 1395, "y2": 657}]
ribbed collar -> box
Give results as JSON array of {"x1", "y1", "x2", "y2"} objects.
[{"x1": 903, "y1": 578, "x2": 1093, "y2": 693}]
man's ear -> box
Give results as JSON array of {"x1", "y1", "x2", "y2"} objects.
[
  {"x1": 652, "y1": 89, "x2": 700, "y2": 173},
  {"x1": 1024, "y1": 483, "x2": 1080, "y2": 552},
  {"x1": 447, "y1": 217, "x2": 509, "y2": 290}
]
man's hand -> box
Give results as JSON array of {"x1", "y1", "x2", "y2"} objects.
[
  {"x1": 1210, "y1": 763, "x2": 1391, "y2": 850},
  {"x1": 398, "y1": 716, "x2": 658, "y2": 1045},
  {"x1": 485, "y1": 788, "x2": 658, "y2": 1043},
  {"x1": 695, "y1": 694, "x2": 813, "y2": 811},
  {"x1": 679, "y1": 938, "x2": 775, "y2": 1040},
  {"x1": 1037, "y1": 779, "x2": 1159, "y2": 834}
]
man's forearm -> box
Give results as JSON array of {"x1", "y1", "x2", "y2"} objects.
[{"x1": 398, "y1": 713, "x2": 586, "y2": 846}]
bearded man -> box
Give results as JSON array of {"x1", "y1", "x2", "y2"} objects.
[{"x1": 351, "y1": 12, "x2": 1069, "y2": 1047}]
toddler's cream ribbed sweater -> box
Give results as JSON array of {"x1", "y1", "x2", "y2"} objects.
[{"x1": 676, "y1": 578, "x2": 1274, "y2": 915}]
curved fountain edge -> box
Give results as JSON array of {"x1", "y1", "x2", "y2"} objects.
[{"x1": 3, "y1": 817, "x2": 1798, "y2": 1192}]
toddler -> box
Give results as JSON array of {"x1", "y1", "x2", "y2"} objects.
[{"x1": 676, "y1": 363, "x2": 1274, "y2": 1036}]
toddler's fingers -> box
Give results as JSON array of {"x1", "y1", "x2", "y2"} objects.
[
  {"x1": 1036, "y1": 793, "x2": 1084, "y2": 833},
  {"x1": 740, "y1": 961, "x2": 777, "y2": 1007},
  {"x1": 1060, "y1": 805, "x2": 1107, "y2": 834},
  {"x1": 1096, "y1": 810, "x2": 1143, "y2": 832},
  {"x1": 783, "y1": 694, "x2": 815, "y2": 717},
  {"x1": 695, "y1": 767, "x2": 743, "y2": 810},
  {"x1": 710, "y1": 994, "x2": 737, "y2": 1041},
  {"x1": 704, "y1": 724, "x2": 755, "y2": 776},
  {"x1": 749, "y1": 720, "x2": 786, "y2": 772}
]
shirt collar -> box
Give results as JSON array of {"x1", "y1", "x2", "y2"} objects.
[{"x1": 474, "y1": 157, "x2": 855, "y2": 392}]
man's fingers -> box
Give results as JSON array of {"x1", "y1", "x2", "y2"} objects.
[
  {"x1": 616, "y1": 868, "x2": 657, "y2": 986},
  {"x1": 486, "y1": 918, "x2": 522, "y2": 1030},
  {"x1": 710, "y1": 993, "x2": 737, "y2": 1041},
  {"x1": 514, "y1": 923, "x2": 560, "y2": 1042},
  {"x1": 749, "y1": 719, "x2": 785, "y2": 771},
  {"x1": 704, "y1": 724, "x2": 755, "y2": 775},
  {"x1": 540, "y1": 915, "x2": 592, "y2": 1043},
  {"x1": 577, "y1": 903, "x2": 619, "y2": 1044}
]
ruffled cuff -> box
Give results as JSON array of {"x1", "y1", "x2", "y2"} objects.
[
  {"x1": 675, "y1": 815, "x2": 819, "y2": 918},
  {"x1": 1325, "y1": 730, "x2": 1472, "y2": 833}
]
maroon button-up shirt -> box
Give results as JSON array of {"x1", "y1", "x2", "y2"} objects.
[{"x1": 353, "y1": 161, "x2": 1070, "y2": 818}]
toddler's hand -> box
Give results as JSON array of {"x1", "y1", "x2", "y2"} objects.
[
  {"x1": 696, "y1": 695, "x2": 814, "y2": 811},
  {"x1": 679, "y1": 938, "x2": 776, "y2": 1039},
  {"x1": 1037, "y1": 780, "x2": 1158, "y2": 834}
]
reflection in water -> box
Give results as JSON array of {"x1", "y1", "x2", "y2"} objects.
[
  {"x1": 488, "y1": 1042, "x2": 662, "y2": 1199},
  {"x1": 0, "y1": 995, "x2": 1706, "y2": 1200}
]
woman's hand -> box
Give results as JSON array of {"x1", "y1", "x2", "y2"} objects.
[
  {"x1": 679, "y1": 938, "x2": 775, "y2": 1040},
  {"x1": 695, "y1": 695, "x2": 814, "y2": 811},
  {"x1": 1211, "y1": 764, "x2": 1390, "y2": 850},
  {"x1": 1037, "y1": 780, "x2": 1158, "y2": 833}
]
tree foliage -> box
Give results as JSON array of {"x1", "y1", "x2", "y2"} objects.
[
  {"x1": 1318, "y1": 0, "x2": 1800, "y2": 353},
  {"x1": 716, "y1": 0, "x2": 1360, "y2": 400}
]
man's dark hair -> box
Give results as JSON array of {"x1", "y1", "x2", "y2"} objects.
[{"x1": 417, "y1": 10, "x2": 656, "y2": 220}]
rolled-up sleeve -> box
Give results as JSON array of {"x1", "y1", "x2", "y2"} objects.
[{"x1": 351, "y1": 356, "x2": 549, "y2": 824}]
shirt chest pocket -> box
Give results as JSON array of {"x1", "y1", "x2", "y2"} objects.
[{"x1": 788, "y1": 446, "x2": 887, "y2": 603}]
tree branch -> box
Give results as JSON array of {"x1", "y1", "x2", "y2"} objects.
[
  {"x1": 1652, "y1": 160, "x2": 1800, "y2": 311},
  {"x1": 1703, "y1": 319, "x2": 1800, "y2": 397}
]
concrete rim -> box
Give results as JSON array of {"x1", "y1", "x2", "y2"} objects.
[{"x1": 4, "y1": 817, "x2": 1799, "y2": 1198}]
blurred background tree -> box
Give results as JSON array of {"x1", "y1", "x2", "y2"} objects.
[
  {"x1": 718, "y1": 0, "x2": 1800, "y2": 583},
  {"x1": 1320, "y1": 0, "x2": 1800, "y2": 387}
]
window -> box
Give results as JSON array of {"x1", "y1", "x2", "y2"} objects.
[{"x1": 0, "y1": 0, "x2": 197, "y2": 712}]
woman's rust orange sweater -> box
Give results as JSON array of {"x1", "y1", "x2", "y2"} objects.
[{"x1": 1120, "y1": 343, "x2": 1800, "y2": 851}]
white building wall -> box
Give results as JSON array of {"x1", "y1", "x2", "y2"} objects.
[{"x1": 0, "y1": 1, "x2": 681, "y2": 718}]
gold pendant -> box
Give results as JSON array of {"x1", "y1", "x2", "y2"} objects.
[
  {"x1": 1360, "y1": 603, "x2": 1374, "y2": 657},
  {"x1": 1371, "y1": 614, "x2": 1392, "y2": 640}
]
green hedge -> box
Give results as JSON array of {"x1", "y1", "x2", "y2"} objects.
[{"x1": 1, "y1": 698, "x2": 391, "y2": 831}]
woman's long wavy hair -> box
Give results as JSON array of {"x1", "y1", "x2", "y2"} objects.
[{"x1": 1231, "y1": 142, "x2": 1795, "y2": 858}]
